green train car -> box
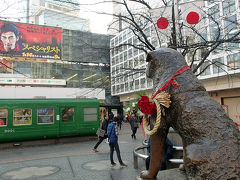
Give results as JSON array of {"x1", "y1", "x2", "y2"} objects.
[{"x1": 0, "y1": 98, "x2": 100, "y2": 143}]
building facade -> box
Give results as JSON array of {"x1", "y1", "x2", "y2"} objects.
[
  {"x1": 109, "y1": 0, "x2": 240, "y2": 124},
  {"x1": 22, "y1": 0, "x2": 90, "y2": 31}
]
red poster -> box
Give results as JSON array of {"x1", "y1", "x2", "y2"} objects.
[{"x1": 0, "y1": 21, "x2": 62, "y2": 60}]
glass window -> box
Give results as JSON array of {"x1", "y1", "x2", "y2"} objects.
[
  {"x1": 141, "y1": 78, "x2": 146, "y2": 88},
  {"x1": 111, "y1": 49, "x2": 114, "y2": 57},
  {"x1": 139, "y1": 54, "x2": 145, "y2": 65},
  {"x1": 110, "y1": 40, "x2": 114, "y2": 48},
  {"x1": 129, "y1": 60, "x2": 133, "y2": 68},
  {"x1": 120, "y1": 54, "x2": 123, "y2": 62},
  {"x1": 62, "y1": 107, "x2": 74, "y2": 122},
  {"x1": 209, "y1": 4, "x2": 220, "y2": 19},
  {"x1": 115, "y1": 55, "x2": 119, "y2": 64},
  {"x1": 112, "y1": 67, "x2": 115, "y2": 75},
  {"x1": 13, "y1": 108, "x2": 32, "y2": 126},
  {"x1": 120, "y1": 63, "x2": 123, "y2": 72},
  {"x1": 124, "y1": 62, "x2": 128, "y2": 69},
  {"x1": 135, "y1": 79, "x2": 139, "y2": 90},
  {"x1": 147, "y1": 79, "x2": 153, "y2": 87},
  {"x1": 116, "y1": 85, "x2": 120, "y2": 93},
  {"x1": 224, "y1": 15, "x2": 239, "y2": 50},
  {"x1": 210, "y1": 23, "x2": 221, "y2": 40},
  {"x1": 134, "y1": 48, "x2": 138, "y2": 56},
  {"x1": 212, "y1": 57, "x2": 225, "y2": 74},
  {"x1": 116, "y1": 66, "x2": 120, "y2": 74},
  {"x1": 128, "y1": 48, "x2": 133, "y2": 58},
  {"x1": 111, "y1": 77, "x2": 115, "y2": 85},
  {"x1": 115, "y1": 37, "x2": 118, "y2": 45},
  {"x1": 129, "y1": 81, "x2": 134, "y2": 90},
  {"x1": 125, "y1": 82, "x2": 129, "y2": 91},
  {"x1": 84, "y1": 108, "x2": 98, "y2": 122},
  {"x1": 134, "y1": 57, "x2": 139, "y2": 66},
  {"x1": 37, "y1": 108, "x2": 54, "y2": 124},
  {"x1": 223, "y1": 0, "x2": 236, "y2": 16},
  {"x1": 119, "y1": 35, "x2": 122, "y2": 43},
  {"x1": 224, "y1": 15, "x2": 237, "y2": 37},
  {"x1": 200, "y1": 61, "x2": 211, "y2": 76},
  {"x1": 112, "y1": 85, "x2": 116, "y2": 94},
  {"x1": 121, "y1": 84, "x2": 124, "y2": 92},
  {"x1": 0, "y1": 109, "x2": 7, "y2": 126},
  {"x1": 227, "y1": 53, "x2": 240, "y2": 70},
  {"x1": 123, "y1": 41, "x2": 127, "y2": 50},
  {"x1": 128, "y1": 38, "x2": 132, "y2": 46},
  {"x1": 124, "y1": 74, "x2": 128, "y2": 81}
]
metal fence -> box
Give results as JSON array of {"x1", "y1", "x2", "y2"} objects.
[{"x1": 133, "y1": 140, "x2": 184, "y2": 169}]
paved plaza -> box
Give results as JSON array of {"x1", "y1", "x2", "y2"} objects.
[{"x1": 0, "y1": 123, "x2": 150, "y2": 180}]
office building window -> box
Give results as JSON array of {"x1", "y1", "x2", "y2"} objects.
[{"x1": 212, "y1": 57, "x2": 225, "y2": 74}]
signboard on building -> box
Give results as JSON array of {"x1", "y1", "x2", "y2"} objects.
[
  {"x1": 0, "y1": 21, "x2": 62, "y2": 60},
  {"x1": 0, "y1": 78, "x2": 66, "y2": 86}
]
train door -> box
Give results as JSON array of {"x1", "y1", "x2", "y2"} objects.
[{"x1": 58, "y1": 106, "x2": 78, "y2": 136}]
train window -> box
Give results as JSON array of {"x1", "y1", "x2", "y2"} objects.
[
  {"x1": 62, "y1": 107, "x2": 74, "y2": 122},
  {"x1": 13, "y1": 108, "x2": 32, "y2": 126},
  {"x1": 84, "y1": 108, "x2": 98, "y2": 122},
  {"x1": 37, "y1": 108, "x2": 54, "y2": 124},
  {"x1": 0, "y1": 109, "x2": 7, "y2": 126}
]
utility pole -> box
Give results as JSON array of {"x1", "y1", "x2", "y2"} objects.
[
  {"x1": 171, "y1": 0, "x2": 179, "y2": 50},
  {"x1": 26, "y1": 0, "x2": 30, "y2": 23}
]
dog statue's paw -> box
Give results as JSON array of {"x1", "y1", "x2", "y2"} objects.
[
  {"x1": 179, "y1": 164, "x2": 185, "y2": 171},
  {"x1": 140, "y1": 170, "x2": 156, "y2": 179}
]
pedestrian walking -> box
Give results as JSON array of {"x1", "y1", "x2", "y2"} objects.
[
  {"x1": 129, "y1": 113, "x2": 139, "y2": 139},
  {"x1": 92, "y1": 114, "x2": 109, "y2": 152},
  {"x1": 107, "y1": 117, "x2": 127, "y2": 167},
  {"x1": 117, "y1": 113, "x2": 123, "y2": 130}
]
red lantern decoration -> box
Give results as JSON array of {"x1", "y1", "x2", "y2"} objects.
[
  {"x1": 186, "y1": 11, "x2": 199, "y2": 25},
  {"x1": 157, "y1": 17, "x2": 169, "y2": 29}
]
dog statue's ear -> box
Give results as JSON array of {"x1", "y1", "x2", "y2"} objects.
[
  {"x1": 146, "y1": 52, "x2": 153, "y2": 62},
  {"x1": 146, "y1": 51, "x2": 155, "y2": 78}
]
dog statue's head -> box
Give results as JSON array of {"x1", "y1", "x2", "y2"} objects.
[{"x1": 146, "y1": 48, "x2": 189, "y2": 93}]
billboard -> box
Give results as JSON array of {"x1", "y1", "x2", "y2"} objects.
[
  {"x1": 0, "y1": 59, "x2": 13, "y2": 73},
  {"x1": 0, "y1": 21, "x2": 62, "y2": 59}
]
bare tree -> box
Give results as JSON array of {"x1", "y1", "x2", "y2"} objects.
[{"x1": 107, "y1": 0, "x2": 240, "y2": 76}]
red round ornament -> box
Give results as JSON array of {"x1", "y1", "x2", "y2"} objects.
[
  {"x1": 186, "y1": 11, "x2": 199, "y2": 25},
  {"x1": 157, "y1": 17, "x2": 169, "y2": 29}
]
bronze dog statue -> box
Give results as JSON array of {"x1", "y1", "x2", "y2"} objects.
[{"x1": 140, "y1": 48, "x2": 240, "y2": 179}]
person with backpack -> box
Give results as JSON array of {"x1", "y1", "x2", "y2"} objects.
[{"x1": 107, "y1": 117, "x2": 127, "y2": 167}]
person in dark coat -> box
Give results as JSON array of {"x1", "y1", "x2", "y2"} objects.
[
  {"x1": 107, "y1": 117, "x2": 127, "y2": 167},
  {"x1": 108, "y1": 111, "x2": 114, "y2": 122},
  {"x1": 117, "y1": 113, "x2": 123, "y2": 130},
  {"x1": 129, "y1": 113, "x2": 139, "y2": 139},
  {"x1": 145, "y1": 137, "x2": 174, "y2": 170},
  {"x1": 92, "y1": 114, "x2": 109, "y2": 152}
]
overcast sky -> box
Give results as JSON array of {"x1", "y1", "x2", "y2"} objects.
[
  {"x1": 79, "y1": 0, "x2": 113, "y2": 34},
  {"x1": 0, "y1": 0, "x2": 113, "y2": 34}
]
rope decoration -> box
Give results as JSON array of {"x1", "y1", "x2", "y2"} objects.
[{"x1": 143, "y1": 91, "x2": 171, "y2": 135}]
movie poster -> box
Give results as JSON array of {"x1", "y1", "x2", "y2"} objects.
[
  {"x1": 0, "y1": 21, "x2": 62, "y2": 59},
  {"x1": 0, "y1": 59, "x2": 13, "y2": 73}
]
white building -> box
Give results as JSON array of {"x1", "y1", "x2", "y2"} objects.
[
  {"x1": 109, "y1": 0, "x2": 240, "y2": 124},
  {"x1": 22, "y1": 0, "x2": 90, "y2": 31}
]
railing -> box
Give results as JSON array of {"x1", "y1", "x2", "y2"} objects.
[{"x1": 133, "y1": 141, "x2": 184, "y2": 169}]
